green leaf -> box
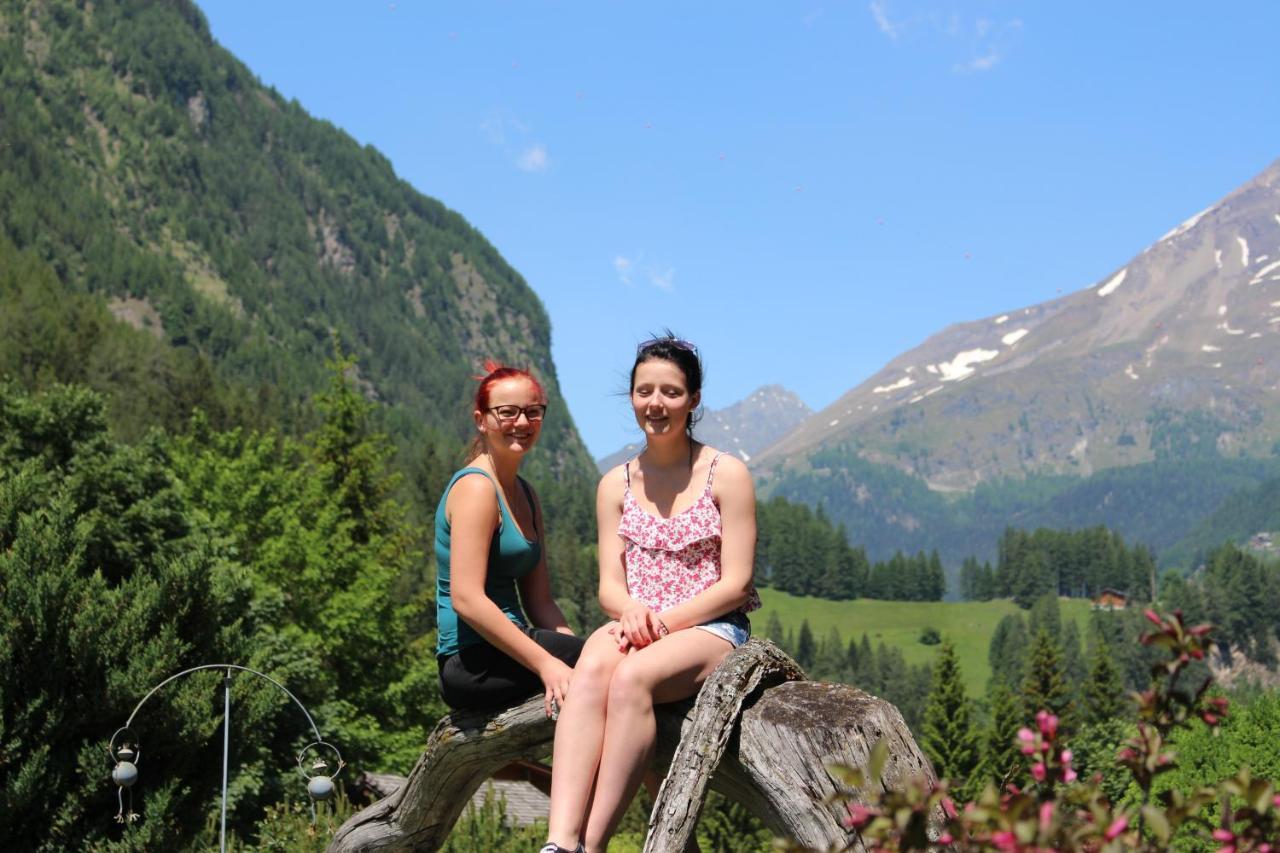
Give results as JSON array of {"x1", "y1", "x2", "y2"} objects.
[
  {"x1": 867, "y1": 739, "x2": 889, "y2": 783},
  {"x1": 1141, "y1": 805, "x2": 1171, "y2": 842}
]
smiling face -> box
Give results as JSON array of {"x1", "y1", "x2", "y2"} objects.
[
  {"x1": 631, "y1": 358, "x2": 700, "y2": 440},
  {"x1": 474, "y1": 376, "x2": 545, "y2": 457}
]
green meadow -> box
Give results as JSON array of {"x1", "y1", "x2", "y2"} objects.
[{"x1": 755, "y1": 589, "x2": 1094, "y2": 697}]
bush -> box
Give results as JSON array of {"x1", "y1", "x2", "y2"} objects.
[
  {"x1": 825, "y1": 610, "x2": 1280, "y2": 851},
  {"x1": 919, "y1": 627, "x2": 942, "y2": 645}
]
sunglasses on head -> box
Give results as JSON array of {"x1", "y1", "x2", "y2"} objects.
[{"x1": 636, "y1": 337, "x2": 698, "y2": 356}]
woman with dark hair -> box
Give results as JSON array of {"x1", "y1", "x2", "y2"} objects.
[
  {"x1": 541, "y1": 335, "x2": 761, "y2": 853},
  {"x1": 435, "y1": 360, "x2": 583, "y2": 715}
]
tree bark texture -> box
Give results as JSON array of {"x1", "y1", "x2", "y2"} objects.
[{"x1": 327, "y1": 639, "x2": 938, "y2": 852}]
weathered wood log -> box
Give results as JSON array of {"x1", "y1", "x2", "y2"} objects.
[{"x1": 327, "y1": 639, "x2": 939, "y2": 852}]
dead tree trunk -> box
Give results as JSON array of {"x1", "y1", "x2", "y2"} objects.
[{"x1": 327, "y1": 639, "x2": 939, "y2": 853}]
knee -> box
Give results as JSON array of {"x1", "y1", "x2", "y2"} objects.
[
  {"x1": 606, "y1": 659, "x2": 654, "y2": 711},
  {"x1": 573, "y1": 645, "x2": 621, "y2": 693}
]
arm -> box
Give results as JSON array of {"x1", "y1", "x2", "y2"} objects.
[
  {"x1": 516, "y1": 485, "x2": 574, "y2": 634},
  {"x1": 448, "y1": 475, "x2": 570, "y2": 714},
  {"x1": 596, "y1": 468, "x2": 666, "y2": 649},
  {"x1": 652, "y1": 455, "x2": 757, "y2": 633},
  {"x1": 596, "y1": 467, "x2": 633, "y2": 618}
]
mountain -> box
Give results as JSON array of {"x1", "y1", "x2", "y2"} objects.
[
  {"x1": 752, "y1": 159, "x2": 1280, "y2": 566},
  {"x1": 596, "y1": 384, "x2": 812, "y2": 472},
  {"x1": 0, "y1": 0, "x2": 596, "y2": 512},
  {"x1": 757, "y1": 159, "x2": 1280, "y2": 489}
]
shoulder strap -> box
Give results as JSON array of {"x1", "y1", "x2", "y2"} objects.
[
  {"x1": 517, "y1": 477, "x2": 540, "y2": 537},
  {"x1": 706, "y1": 452, "x2": 725, "y2": 489},
  {"x1": 449, "y1": 467, "x2": 502, "y2": 529}
]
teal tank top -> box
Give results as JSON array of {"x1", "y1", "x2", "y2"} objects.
[{"x1": 435, "y1": 468, "x2": 542, "y2": 657}]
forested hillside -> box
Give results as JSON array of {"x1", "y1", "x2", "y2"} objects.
[
  {"x1": 0, "y1": 1, "x2": 603, "y2": 847},
  {"x1": 0, "y1": 0, "x2": 597, "y2": 522},
  {"x1": 761, "y1": 441, "x2": 1280, "y2": 569}
]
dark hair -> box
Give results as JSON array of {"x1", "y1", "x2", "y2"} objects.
[
  {"x1": 630, "y1": 332, "x2": 704, "y2": 438},
  {"x1": 467, "y1": 359, "x2": 545, "y2": 461}
]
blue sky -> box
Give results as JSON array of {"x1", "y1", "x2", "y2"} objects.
[{"x1": 200, "y1": 1, "x2": 1280, "y2": 459}]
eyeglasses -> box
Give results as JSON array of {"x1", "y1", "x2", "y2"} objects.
[
  {"x1": 636, "y1": 336, "x2": 698, "y2": 356},
  {"x1": 487, "y1": 404, "x2": 547, "y2": 422}
]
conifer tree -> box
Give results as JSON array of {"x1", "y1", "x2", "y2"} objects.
[
  {"x1": 1082, "y1": 634, "x2": 1126, "y2": 726},
  {"x1": 795, "y1": 618, "x2": 816, "y2": 670},
  {"x1": 920, "y1": 642, "x2": 978, "y2": 785},
  {"x1": 813, "y1": 626, "x2": 846, "y2": 681},
  {"x1": 1020, "y1": 628, "x2": 1074, "y2": 731},
  {"x1": 983, "y1": 682, "x2": 1026, "y2": 787},
  {"x1": 987, "y1": 613, "x2": 1028, "y2": 691},
  {"x1": 1061, "y1": 619, "x2": 1087, "y2": 690},
  {"x1": 764, "y1": 610, "x2": 785, "y2": 644}
]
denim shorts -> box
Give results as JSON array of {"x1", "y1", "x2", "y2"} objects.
[{"x1": 694, "y1": 610, "x2": 751, "y2": 647}]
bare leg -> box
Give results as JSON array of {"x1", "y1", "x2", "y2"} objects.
[
  {"x1": 545, "y1": 624, "x2": 627, "y2": 848},
  {"x1": 581, "y1": 629, "x2": 733, "y2": 852}
]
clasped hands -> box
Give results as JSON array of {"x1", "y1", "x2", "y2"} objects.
[{"x1": 608, "y1": 603, "x2": 669, "y2": 653}]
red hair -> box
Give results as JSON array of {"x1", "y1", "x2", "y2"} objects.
[{"x1": 467, "y1": 359, "x2": 545, "y2": 461}]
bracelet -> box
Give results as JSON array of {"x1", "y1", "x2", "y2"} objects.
[{"x1": 655, "y1": 618, "x2": 670, "y2": 638}]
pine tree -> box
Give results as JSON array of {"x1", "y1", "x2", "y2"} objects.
[
  {"x1": 763, "y1": 610, "x2": 785, "y2": 644},
  {"x1": 1020, "y1": 628, "x2": 1074, "y2": 731},
  {"x1": 1027, "y1": 591, "x2": 1062, "y2": 642},
  {"x1": 988, "y1": 613, "x2": 1028, "y2": 691},
  {"x1": 1082, "y1": 634, "x2": 1126, "y2": 726},
  {"x1": 1061, "y1": 619, "x2": 1087, "y2": 690},
  {"x1": 795, "y1": 618, "x2": 816, "y2": 670},
  {"x1": 920, "y1": 642, "x2": 978, "y2": 785},
  {"x1": 983, "y1": 682, "x2": 1026, "y2": 787},
  {"x1": 813, "y1": 627, "x2": 846, "y2": 681}
]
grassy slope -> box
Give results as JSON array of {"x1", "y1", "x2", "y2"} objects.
[{"x1": 756, "y1": 589, "x2": 1093, "y2": 698}]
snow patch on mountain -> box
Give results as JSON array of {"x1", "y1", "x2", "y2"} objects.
[
  {"x1": 937, "y1": 349, "x2": 999, "y2": 382},
  {"x1": 1160, "y1": 206, "x2": 1212, "y2": 241},
  {"x1": 1001, "y1": 328, "x2": 1029, "y2": 346},
  {"x1": 1250, "y1": 259, "x2": 1280, "y2": 284},
  {"x1": 873, "y1": 376, "x2": 915, "y2": 394},
  {"x1": 994, "y1": 314, "x2": 1009, "y2": 325},
  {"x1": 1238, "y1": 236, "x2": 1250, "y2": 267},
  {"x1": 1097, "y1": 268, "x2": 1127, "y2": 297}
]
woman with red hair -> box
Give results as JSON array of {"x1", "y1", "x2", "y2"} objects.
[{"x1": 435, "y1": 361, "x2": 583, "y2": 715}]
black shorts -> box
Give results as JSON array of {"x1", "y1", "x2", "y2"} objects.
[{"x1": 438, "y1": 627, "x2": 585, "y2": 711}]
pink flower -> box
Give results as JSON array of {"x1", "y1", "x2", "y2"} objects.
[
  {"x1": 1144, "y1": 608, "x2": 1163, "y2": 626},
  {"x1": 843, "y1": 802, "x2": 878, "y2": 828},
  {"x1": 991, "y1": 830, "x2": 1018, "y2": 851},
  {"x1": 1017, "y1": 727, "x2": 1038, "y2": 754},
  {"x1": 941, "y1": 796, "x2": 957, "y2": 818},
  {"x1": 1036, "y1": 710, "x2": 1059, "y2": 739},
  {"x1": 1063, "y1": 767, "x2": 1078, "y2": 783},
  {"x1": 938, "y1": 832, "x2": 954, "y2": 845},
  {"x1": 1213, "y1": 828, "x2": 1236, "y2": 842},
  {"x1": 1104, "y1": 817, "x2": 1128, "y2": 841},
  {"x1": 1060, "y1": 749, "x2": 1073, "y2": 765},
  {"x1": 1031, "y1": 762, "x2": 1047, "y2": 782},
  {"x1": 1039, "y1": 801, "x2": 1055, "y2": 829}
]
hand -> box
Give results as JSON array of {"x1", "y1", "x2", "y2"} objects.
[
  {"x1": 538, "y1": 657, "x2": 573, "y2": 720},
  {"x1": 617, "y1": 603, "x2": 661, "y2": 650}
]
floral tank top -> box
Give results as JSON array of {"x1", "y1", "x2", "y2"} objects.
[{"x1": 616, "y1": 452, "x2": 761, "y2": 615}]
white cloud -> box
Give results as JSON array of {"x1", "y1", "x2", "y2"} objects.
[
  {"x1": 869, "y1": 0, "x2": 900, "y2": 39},
  {"x1": 614, "y1": 253, "x2": 674, "y2": 290},
  {"x1": 649, "y1": 267, "x2": 675, "y2": 291},
  {"x1": 613, "y1": 255, "x2": 634, "y2": 286},
  {"x1": 479, "y1": 115, "x2": 507, "y2": 145},
  {"x1": 954, "y1": 49, "x2": 1001, "y2": 72},
  {"x1": 517, "y1": 144, "x2": 549, "y2": 172}
]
